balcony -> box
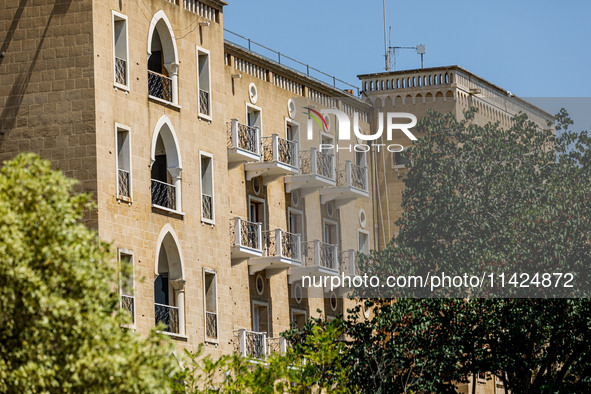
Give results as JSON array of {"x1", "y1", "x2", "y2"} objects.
[
  {"x1": 319, "y1": 161, "x2": 369, "y2": 206},
  {"x1": 148, "y1": 70, "x2": 173, "y2": 103},
  {"x1": 285, "y1": 148, "x2": 336, "y2": 195},
  {"x1": 288, "y1": 240, "x2": 339, "y2": 284},
  {"x1": 155, "y1": 303, "x2": 179, "y2": 334},
  {"x1": 248, "y1": 229, "x2": 301, "y2": 275},
  {"x1": 244, "y1": 134, "x2": 299, "y2": 184},
  {"x1": 337, "y1": 250, "x2": 357, "y2": 295},
  {"x1": 205, "y1": 311, "x2": 218, "y2": 341},
  {"x1": 233, "y1": 329, "x2": 287, "y2": 359},
  {"x1": 151, "y1": 179, "x2": 176, "y2": 211},
  {"x1": 227, "y1": 119, "x2": 261, "y2": 166},
  {"x1": 230, "y1": 217, "x2": 263, "y2": 261},
  {"x1": 121, "y1": 294, "x2": 134, "y2": 323},
  {"x1": 117, "y1": 168, "x2": 131, "y2": 201}
]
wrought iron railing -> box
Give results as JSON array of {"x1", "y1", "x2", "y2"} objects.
[
  {"x1": 262, "y1": 135, "x2": 298, "y2": 168},
  {"x1": 199, "y1": 89, "x2": 210, "y2": 116},
  {"x1": 118, "y1": 169, "x2": 130, "y2": 198},
  {"x1": 115, "y1": 57, "x2": 127, "y2": 86},
  {"x1": 336, "y1": 161, "x2": 368, "y2": 191},
  {"x1": 148, "y1": 70, "x2": 173, "y2": 102},
  {"x1": 151, "y1": 179, "x2": 176, "y2": 210},
  {"x1": 267, "y1": 337, "x2": 287, "y2": 355},
  {"x1": 299, "y1": 149, "x2": 334, "y2": 180},
  {"x1": 234, "y1": 329, "x2": 266, "y2": 359},
  {"x1": 205, "y1": 311, "x2": 217, "y2": 340},
  {"x1": 302, "y1": 240, "x2": 339, "y2": 271},
  {"x1": 230, "y1": 217, "x2": 262, "y2": 251},
  {"x1": 202, "y1": 193, "x2": 213, "y2": 221},
  {"x1": 339, "y1": 250, "x2": 356, "y2": 276},
  {"x1": 264, "y1": 229, "x2": 301, "y2": 262},
  {"x1": 155, "y1": 303, "x2": 179, "y2": 334},
  {"x1": 226, "y1": 120, "x2": 260, "y2": 156},
  {"x1": 121, "y1": 294, "x2": 134, "y2": 322}
]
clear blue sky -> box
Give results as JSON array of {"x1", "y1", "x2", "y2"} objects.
[{"x1": 224, "y1": 0, "x2": 591, "y2": 98}]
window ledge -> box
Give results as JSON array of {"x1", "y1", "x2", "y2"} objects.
[
  {"x1": 121, "y1": 323, "x2": 136, "y2": 330},
  {"x1": 201, "y1": 218, "x2": 215, "y2": 226},
  {"x1": 114, "y1": 83, "x2": 130, "y2": 92},
  {"x1": 117, "y1": 196, "x2": 133, "y2": 204},
  {"x1": 157, "y1": 331, "x2": 189, "y2": 341},
  {"x1": 392, "y1": 165, "x2": 407, "y2": 169},
  {"x1": 152, "y1": 204, "x2": 185, "y2": 217},
  {"x1": 148, "y1": 95, "x2": 181, "y2": 110},
  {"x1": 198, "y1": 113, "x2": 213, "y2": 122},
  {"x1": 205, "y1": 339, "x2": 219, "y2": 345}
]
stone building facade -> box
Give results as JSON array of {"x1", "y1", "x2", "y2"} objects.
[{"x1": 1, "y1": 0, "x2": 551, "y2": 391}]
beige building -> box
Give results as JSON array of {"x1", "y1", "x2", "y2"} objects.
[
  {"x1": 358, "y1": 66, "x2": 554, "y2": 250},
  {"x1": 0, "y1": 0, "x2": 373, "y2": 361},
  {"x1": 1, "y1": 0, "x2": 551, "y2": 391}
]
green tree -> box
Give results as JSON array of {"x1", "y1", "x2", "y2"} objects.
[
  {"x1": 349, "y1": 108, "x2": 591, "y2": 393},
  {"x1": 0, "y1": 153, "x2": 178, "y2": 393}
]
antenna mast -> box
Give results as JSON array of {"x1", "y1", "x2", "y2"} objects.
[{"x1": 383, "y1": 0, "x2": 389, "y2": 70}]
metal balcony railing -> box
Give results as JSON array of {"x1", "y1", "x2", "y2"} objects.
[
  {"x1": 121, "y1": 294, "x2": 134, "y2": 323},
  {"x1": 199, "y1": 89, "x2": 210, "y2": 116},
  {"x1": 303, "y1": 240, "x2": 339, "y2": 271},
  {"x1": 230, "y1": 217, "x2": 262, "y2": 252},
  {"x1": 155, "y1": 303, "x2": 179, "y2": 334},
  {"x1": 151, "y1": 179, "x2": 176, "y2": 210},
  {"x1": 205, "y1": 311, "x2": 217, "y2": 340},
  {"x1": 299, "y1": 149, "x2": 335, "y2": 180},
  {"x1": 262, "y1": 135, "x2": 298, "y2": 168},
  {"x1": 226, "y1": 120, "x2": 260, "y2": 156},
  {"x1": 117, "y1": 169, "x2": 130, "y2": 198},
  {"x1": 202, "y1": 193, "x2": 213, "y2": 221},
  {"x1": 339, "y1": 250, "x2": 357, "y2": 276},
  {"x1": 115, "y1": 57, "x2": 127, "y2": 86},
  {"x1": 336, "y1": 161, "x2": 368, "y2": 191},
  {"x1": 234, "y1": 329, "x2": 267, "y2": 359},
  {"x1": 264, "y1": 229, "x2": 301, "y2": 262},
  {"x1": 148, "y1": 70, "x2": 173, "y2": 102},
  {"x1": 267, "y1": 336, "x2": 288, "y2": 355}
]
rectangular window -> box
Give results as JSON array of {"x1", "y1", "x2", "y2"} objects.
[
  {"x1": 203, "y1": 269, "x2": 218, "y2": 342},
  {"x1": 288, "y1": 208, "x2": 304, "y2": 238},
  {"x1": 248, "y1": 196, "x2": 266, "y2": 231},
  {"x1": 197, "y1": 47, "x2": 211, "y2": 119},
  {"x1": 392, "y1": 151, "x2": 411, "y2": 168},
  {"x1": 115, "y1": 123, "x2": 132, "y2": 201},
  {"x1": 323, "y1": 219, "x2": 338, "y2": 246},
  {"x1": 252, "y1": 301, "x2": 270, "y2": 334},
  {"x1": 246, "y1": 104, "x2": 262, "y2": 132},
  {"x1": 358, "y1": 230, "x2": 369, "y2": 255},
  {"x1": 112, "y1": 12, "x2": 129, "y2": 89},
  {"x1": 291, "y1": 309, "x2": 307, "y2": 329},
  {"x1": 200, "y1": 152, "x2": 214, "y2": 224},
  {"x1": 118, "y1": 249, "x2": 134, "y2": 324}
]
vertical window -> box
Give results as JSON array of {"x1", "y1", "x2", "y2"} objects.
[
  {"x1": 291, "y1": 309, "x2": 307, "y2": 329},
  {"x1": 115, "y1": 123, "x2": 131, "y2": 201},
  {"x1": 118, "y1": 249, "x2": 134, "y2": 324},
  {"x1": 112, "y1": 12, "x2": 129, "y2": 89},
  {"x1": 392, "y1": 151, "x2": 411, "y2": 168},
  {"x1": 248, "y1": 196, "x2": 266, "y2": 230},
  {"x1": 253, "y1": 301, "x2": 270, "y2": 334},
  {"x1": 203, "y1": 269, "x2": 218, "y2": 342},
  {"x1": 323, "y1": 219, "x2": 338, "y2": 246},
  {"x1": 358, "y1": 230, "x2": 369, "y2": 255},
  {"x1": 247, "y1": 104, "x2": 262, "y2": 132},
  {"x1": 200, "y1": 152, "x2": 214, "y2": 224},
  {"x1": 288, "y1": 208, "x2": 303, "y2": 238},
  {"x1": 197, "y1": 47, "x2": 211, "y2": 119}
]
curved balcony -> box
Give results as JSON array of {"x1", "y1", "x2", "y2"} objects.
[
  {"x1": 227, "y1": 119, "x2": 261, "y2": 166},
  {"x1": 288, "y1": 240, "x2": 339, "y2": 284},
  {"x1": 319, "y1": 160, "x2": 369, "y2": 207},
  {"x1": 249, "y1": 229, "x2": 301, "y2": 275},
  {"x1": 244, "y1": 134, "x2": 299, "y2": 184},
  {"x1": 285, "y1": 148, "x2": 336, "y2": 195},
  {"x1": 230, "y1": 217, "x2": 263, "y2": 261}
]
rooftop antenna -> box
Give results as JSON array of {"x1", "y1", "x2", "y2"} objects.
[{"x1": 383, "y1": 0, "x2": 388, "y2": 70}]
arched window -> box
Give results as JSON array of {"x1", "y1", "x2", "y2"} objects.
[
  {"x1": 151, "y1": 116, "x2": 182, "y2": 212},
  {"x1": 147, "y1": 11, "x2": 179, "y2": 105},
  {"x1": 154, "y1": 225, "x2": 186, "y2": 335}
]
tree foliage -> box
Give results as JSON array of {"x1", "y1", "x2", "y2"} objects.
[{"x1": 0, "y1": 153, "x2": 178, "y2": 393}]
